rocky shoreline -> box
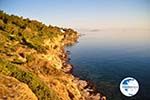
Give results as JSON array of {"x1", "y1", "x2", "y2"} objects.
[
  {"x1": 0, "y1": 11, "x2": 106, "y2": 100},
  {"x1": 61, "y1": 34, "x2": 106, "y2": 100}
]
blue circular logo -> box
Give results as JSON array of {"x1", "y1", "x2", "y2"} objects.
[{"x1": 120, "y1": 77, "x2": 139, "y2": 97}]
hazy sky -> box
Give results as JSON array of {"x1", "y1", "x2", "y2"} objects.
[{"x1": 0, "y1": 0, "x2": 150, "y2": 30}]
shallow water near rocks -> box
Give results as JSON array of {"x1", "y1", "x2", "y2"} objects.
[{"x1": 67, "y1": 30, "x2": 150, "y2": 100}]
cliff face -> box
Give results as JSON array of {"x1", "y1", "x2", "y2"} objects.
[{"x1": 0, "y1": 11, "x2": 106, "y2": 100}]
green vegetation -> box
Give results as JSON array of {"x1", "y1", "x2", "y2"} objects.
[
  {"x1": 0, "y1": 11, "x2": 77, "y2": 100},
  {"x1": 0, "y1": 58, "x2": 59, "y2": 100},
  {"x1": 0, "y1": 10, "x2": 78, "y2": 52},
  {"x1": 0, "y1": 10, "x2": 79, "y2": 100}
]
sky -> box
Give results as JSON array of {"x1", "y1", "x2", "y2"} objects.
[{"x1": 0, "y1": 0, "x2": 150, "y2": 30}]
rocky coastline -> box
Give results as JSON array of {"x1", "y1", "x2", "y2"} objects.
[
  {"x1": 0, "y1": 11, "x2": 106, "y2": 100},
  {"x1": 61, "y1": 33, "x2": 106, "y2": 100}
]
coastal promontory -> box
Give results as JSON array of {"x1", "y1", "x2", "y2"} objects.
[{"x1": 0, "y1": 11, "x2": 106, "y2": 100}]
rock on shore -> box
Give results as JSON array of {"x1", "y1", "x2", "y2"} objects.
[{"x1": 0, "y1": 11, "x2": 106, "y2": 100}]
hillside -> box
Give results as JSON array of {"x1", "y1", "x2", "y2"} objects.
[{"x1": 0, "y1": 11, "x2": 106, "y2": 100}]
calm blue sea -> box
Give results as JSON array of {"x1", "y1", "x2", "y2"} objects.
[{"x1": 67, "y1": 30, "x2": 150, "y2": 100}]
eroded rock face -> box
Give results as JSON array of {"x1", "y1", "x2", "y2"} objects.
[
  {"x1": 62, "y1": 64, "x2": 73, "y2": 73},
  {"x1": 0, "y1": 11, "x2": 106, "y2": 100},
  {"x1": 73, "y1": 78, "x2": 106, "y2": 100},
  {"x1": 0, "y1": 74, "x2": 37, "y2": 100}
]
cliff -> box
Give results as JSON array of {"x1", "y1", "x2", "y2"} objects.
[{"x1": 0, "y1": 11, "x2": 106, "y2": 100}]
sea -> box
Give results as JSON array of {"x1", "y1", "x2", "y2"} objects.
[{"x1": 67, "y1": 29, "x2": 150, "y2": 100}]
